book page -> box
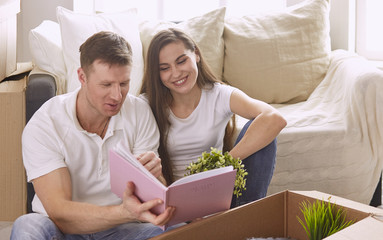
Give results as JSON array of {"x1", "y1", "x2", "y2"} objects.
[
  {"x1": 170, "y1": 166, "x2": 234, "y2": 187},
  {"x1": 114, "y1": 141, "x2": 162, "y2": 185}
]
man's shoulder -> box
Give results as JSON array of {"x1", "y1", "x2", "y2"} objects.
[
  {"x1": 41, "y1": 90, "x2": 77, "y2": 109},
  {"x1": 27, "y1": 90, "x2": 76, "y2": 129}
]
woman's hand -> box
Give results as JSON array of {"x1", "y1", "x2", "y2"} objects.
[{"x1": 136, "y1": 151, "x2": 163, "y2": 179}]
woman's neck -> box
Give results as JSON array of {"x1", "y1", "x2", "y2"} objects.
[{"x1": 170, "y1": 85, "x2": 202, "y2": 119}]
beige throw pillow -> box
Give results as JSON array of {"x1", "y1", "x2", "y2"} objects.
[
  {"x1": 223, "y1": 0, "x2": 331, "y2": 104},
  {"x1": 139, "y1": 7, "x2": 226, "y2": 81}
]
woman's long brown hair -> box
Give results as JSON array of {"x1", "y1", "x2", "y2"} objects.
[{"x1": 140, "y1": 28, "x2": 235, "y2": 185}]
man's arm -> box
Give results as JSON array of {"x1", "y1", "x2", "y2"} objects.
[{"x1": 33, "y1": 167, "x2": 174, "y2": 234}]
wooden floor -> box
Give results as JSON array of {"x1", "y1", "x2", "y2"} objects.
[{"x1": 0, "y1": 222, "x2": 12, "y2": 240}]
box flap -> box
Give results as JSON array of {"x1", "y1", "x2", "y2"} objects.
[
  {"x1": 0, "y1": 78, "x2": 26, "y2": 93},
  {"x1": 325, "y1": 216, "x2": 383, "y2": 239}
]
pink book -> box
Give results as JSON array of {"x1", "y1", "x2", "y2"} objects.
[{"x1": 109, "y1": 143, "x2": 236, "y2": 230}]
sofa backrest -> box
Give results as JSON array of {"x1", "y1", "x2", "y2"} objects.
[{"x1": 29, "y1": 0, "x2": 331, "y2": 104}]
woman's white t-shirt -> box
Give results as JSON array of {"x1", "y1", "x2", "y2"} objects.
[{"x1": 167, "y1": 83, "x2": 236, "y2": 180}]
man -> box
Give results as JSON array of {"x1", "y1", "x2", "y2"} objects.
[{"x1": 11, "y1": 31, "x2": 175, "y2": 240}]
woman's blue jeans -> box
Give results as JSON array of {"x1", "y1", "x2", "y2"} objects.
[
  {"x1": 10, "y1": 213, "x2": 182, "y2": 240},
  {"x1": 230, "y1": 119, "x2": 277, "y2": 208}
]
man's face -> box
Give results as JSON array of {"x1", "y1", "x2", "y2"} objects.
[{"x1": 78, "y1": 60, "x2": 131, "y2": 118}]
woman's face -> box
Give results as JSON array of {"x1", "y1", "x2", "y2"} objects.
[{"x1": 158, "y1": 41, "x2": 200, "y2": 97}]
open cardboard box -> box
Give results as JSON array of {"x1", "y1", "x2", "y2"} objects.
[{"x1": 151, "y1": 190, "x2": 383, "y2": 240}]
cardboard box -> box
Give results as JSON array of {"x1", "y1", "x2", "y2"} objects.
[
  {"x1": 0, "y1": 0, "x2": 20, "y2": 81},
  {"x1": 0, "y1": 75, "x2": 27, "y2": 221},
  {"x1": 152, "y1": 190, "x2": 383, "y2": 240}
]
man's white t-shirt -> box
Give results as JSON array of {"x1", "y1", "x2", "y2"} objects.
[
  {"x1": 167, "y1": 83, "x2": 236, "y2": 180},
  {"x1": 22, "y1": 88, "x2": 160, "y2": 215}
]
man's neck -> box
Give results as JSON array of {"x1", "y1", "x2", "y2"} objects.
[{"x1": 76, "y1": 89, "x2": 110, "y2": 137}]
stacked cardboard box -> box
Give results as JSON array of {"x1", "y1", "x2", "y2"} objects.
[
  {"x1": 0, "y1": 75, "x2": 27, "y2": 221},
  {"x1": 152, "y1": 190, "x2": 383, "y2": 240}
]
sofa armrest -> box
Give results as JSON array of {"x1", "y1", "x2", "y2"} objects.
[
  {"x1": 329, "y1": 50, "x2": 383, "y2": 206},
  {"x1": 26, "y1": 71, "x2": 57, "y2": 123},
  {"x1": 327, "y1": 50, "x2": 383, "y2": 203},
  {"x1": 326, "y1": 50, "x2": 383, "y2": 129},
  {"x1": 25, "y1": 69, "x2": 57, "y2": 213},
  {"x1": 269, "y1": 50, "x2": 383, "y2": 205}
]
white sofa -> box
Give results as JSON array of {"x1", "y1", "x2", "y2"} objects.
[{"x1": 28, "y1": 0, "x2": 383, "y2": 205}]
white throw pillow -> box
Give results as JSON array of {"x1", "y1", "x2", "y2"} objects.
[
  {"x1": 139, "y1": 7, "x2": 226, "y2": 81},
  {"x1": 224, "y1": 0, "x2": 331, "y2": 104},
  {"x1": 29, "y1": 20, "x2": 66, "y2": 93},
  {"x1": 56, "y1": 7, "x2": 144, "y2": 95}
]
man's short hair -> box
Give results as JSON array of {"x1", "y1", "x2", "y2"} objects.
[{"x1": 79, "y1": 31, "x2": 133, "y2": 74}]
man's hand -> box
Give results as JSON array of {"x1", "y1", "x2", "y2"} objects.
[
  {"x1": 136, "y1": 151, "x2": 163, "y2": 179},
  {"x1": 121, "y1": 182, "x2": 175, "y2": 226}
]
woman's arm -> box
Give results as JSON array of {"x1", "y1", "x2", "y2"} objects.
[{"x1": 228, "y1": 89, "x2": 287, "y2": 160}]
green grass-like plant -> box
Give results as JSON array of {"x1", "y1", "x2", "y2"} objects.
[
  {"x1": 297, "y1": 197, "x2": 355, "y2": 240},
  {"x1": 185, "y1": 147, "x2": 248, "y2": 198}
]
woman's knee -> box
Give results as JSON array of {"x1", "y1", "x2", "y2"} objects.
[
  {"x1": 234, "y1": 119, "x2": 254, "y2": 145},
  {"x1": 250, "y1": 138, "x2": 277, "y2": 160},
  {"x1": 263, "y1": 138, "x2": 277, "y2": 156},
  {"x1": 235, "y1": 119, "x2": 278, "y2": 152}
]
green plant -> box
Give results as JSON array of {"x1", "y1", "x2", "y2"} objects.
[
  {"x1": 297, "y1": 197, "x2": 355, "y2": 240},
  {"x1": 185, "y1": 147, "x2": 248, "y2": 198}
]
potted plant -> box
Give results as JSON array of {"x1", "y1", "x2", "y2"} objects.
[
  {"x1": 185, "y1": 147, "x2": 248, "y2": 198},
  {"x1": 297, "y1": 197, "x2": 355, "y2": 240}
]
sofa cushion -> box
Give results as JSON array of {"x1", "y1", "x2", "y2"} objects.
[
  {"x1": 139, "y1": 7, "x2": 226, "y2": 81},
  {"x1": 56, "y1": 7, "x2": 144, "y2": 95},
  {"x1": 223, "y1": 0, "x2": 331, "y2": 104}
]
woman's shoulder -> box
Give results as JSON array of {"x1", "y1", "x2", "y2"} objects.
[
  {"x1": 125, "y1": 93, "x2": 149, "y2": 105},
  {"x1": 121, "y1": 93, "x2": 152, "y2": 114},
  {"x1": 137, "y1": 93, "x2": 149, "y2": 104},
  {"x1": 204, "y1": 82, "x2": 236, "y2": 95}
]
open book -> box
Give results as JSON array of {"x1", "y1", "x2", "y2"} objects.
[{"x1": 109, "y1": 142, "x2": 237, "y2": 230}]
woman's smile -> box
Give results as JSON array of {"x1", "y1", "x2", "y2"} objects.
[{"x1": 173, "y1": 76, "x2": 187, "y2": 86}]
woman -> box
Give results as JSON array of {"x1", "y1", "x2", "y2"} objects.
[{"x1": 140, "y1": 28, "x2": 286, "y2": 207}]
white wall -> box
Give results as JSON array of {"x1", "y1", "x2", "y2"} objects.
[
  {"x1": 287, "y1": 0, "x2": 355, "y2": 52},
  {"x1": 328, "y1": 0, "x2": 356, "y2": 51},
  {"x1": 0, "y1": 0, "x2": 20, "y2": 79},
  {"x1": 16, "y1": 0, "x2": 73, "y2": 62}
]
